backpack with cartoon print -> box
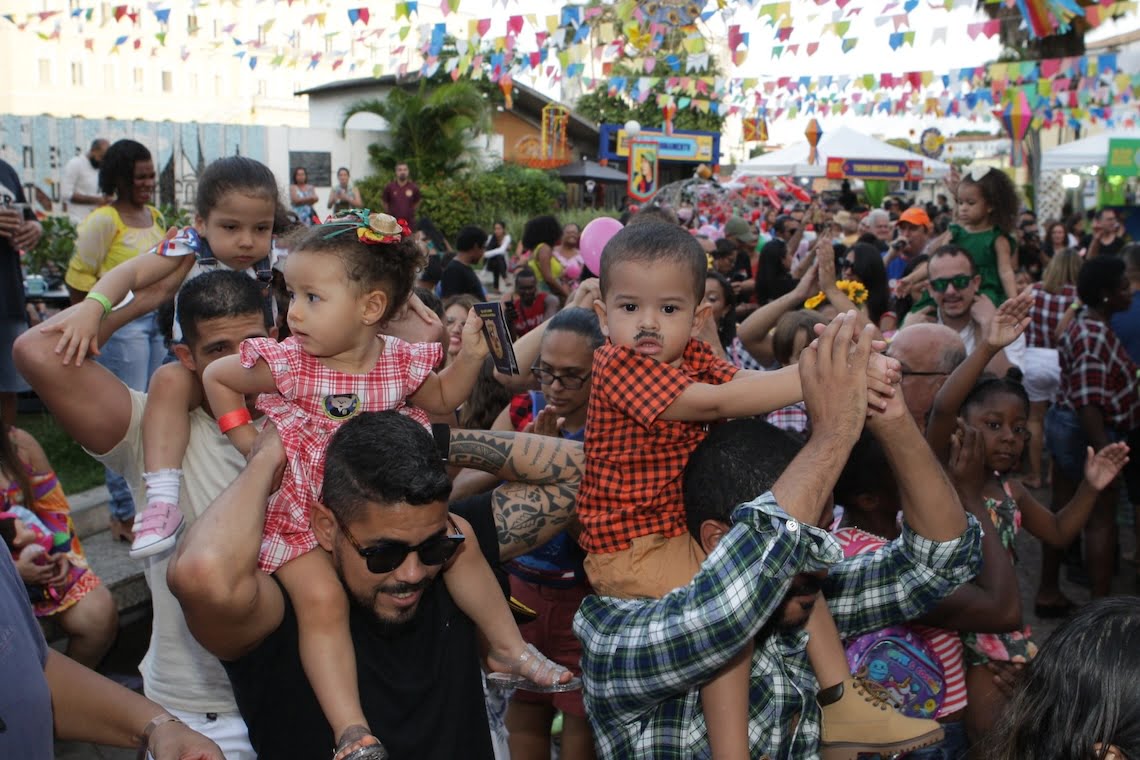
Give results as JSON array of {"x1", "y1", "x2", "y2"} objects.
[{"x1": 844, "y1": 626, "x2": 946, "y2": 719}]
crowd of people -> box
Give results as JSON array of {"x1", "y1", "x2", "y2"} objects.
[{"x1": 0, "y1": 138, "x2": 1138, "y2": 760}]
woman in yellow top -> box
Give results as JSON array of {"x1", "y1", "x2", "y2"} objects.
[
  {"x1": 64, "y1": 139, "x2": 166, "y2": 542},
  {"x1": 522, "y1": 215, "x2": 569, "y2": 303}
]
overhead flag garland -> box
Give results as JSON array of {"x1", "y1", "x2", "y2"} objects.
[{"x1": 0, "y1": 0, "x2": 1137, "y2": 130}]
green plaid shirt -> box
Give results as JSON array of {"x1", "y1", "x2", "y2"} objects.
[{"x1": 573, "y1": 492, "x2": 983, "y2": 760}]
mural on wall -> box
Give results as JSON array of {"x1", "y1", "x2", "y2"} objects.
[{"x1": 0, "y1": 116, "x2": 267, "y2": 212}]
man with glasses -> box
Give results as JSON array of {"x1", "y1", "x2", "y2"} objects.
[{"x1": 169, "y1": 412, "x2": 583, "y2": 760}]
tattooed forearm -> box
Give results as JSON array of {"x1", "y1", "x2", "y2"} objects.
[
  {"x1": 493, "y1": 482, "x2": 578, "y2": 561},
  {"x1": 449, "y1": 429, "x2": 584, "y2": 486}
]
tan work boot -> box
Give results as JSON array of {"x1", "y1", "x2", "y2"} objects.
[{"x1": 817, "y1": 676, "x2": 944, "y2": 760}]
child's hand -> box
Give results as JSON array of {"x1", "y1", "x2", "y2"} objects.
[
  {"x1": 1084, "y1": 442, "x2": 1129, "y2": 491},
  {"x1": 41, "y1": 299, "x2": 106, "y2": 366},
  {"x1": 460, "y1": 308, "x2": 489, "y2": 360},
  {"x1": 948, "y1": 419, "x2": 987, "y2": 501},
  {"x1": 983, "y1": 289, "x2": 1031, "y2": 351},
  {"x1": 865, "y1": 351, "x2": 900, "y2": 413},
  {"x1": 567, "y1": 278, "x2": 600, "y2": 310}
]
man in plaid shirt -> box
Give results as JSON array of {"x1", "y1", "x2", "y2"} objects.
[{"x1": 573, "y1": 316, "x2": 983, "y2": 760}]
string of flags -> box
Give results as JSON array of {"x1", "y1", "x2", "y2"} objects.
[{"x1": 1, "y1": 0, "x2": 1137, "y2": 129}]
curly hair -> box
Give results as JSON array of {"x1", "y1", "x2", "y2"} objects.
[
  {"x1": 522, "y1": 214, "x2": 562, "y2": 251},
  {"x1": 959, "y1": 169, "x2": 1020, "y2": 234},
  {"x1": 98, "y1": 139, "x2": 152, "y2": 198},
  {"x1": 283, "y1": 219, "x2": 425, "y2": 323},
  {"x1": 961, "y1": 368, "x2": 1029, "y2": 419}
]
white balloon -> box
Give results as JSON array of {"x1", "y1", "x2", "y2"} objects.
[{"x1": 624, "y1": 120, "x2": 641, "y2": 137}]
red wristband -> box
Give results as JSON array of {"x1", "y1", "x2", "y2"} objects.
[{"x1": 217, "y1": 408, "x2": 253, "y2": 434}]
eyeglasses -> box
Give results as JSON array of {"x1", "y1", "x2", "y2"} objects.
[
  {"x1": 929, "y1": 275, "x2": 974, "y2": 293},
  {"x1": 335, "y1": 514, "x2": 465, "y2": 574},
  {"x1": 530, "y1": 366, "x2": 591, "y2": 390},
  {"x1": 842, "y1": 260, "x2": 855, "y2": 270}
]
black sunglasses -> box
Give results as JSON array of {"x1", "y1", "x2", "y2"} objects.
[
  {"x1": 530, "y1": 366, "x2": 591, "y2": 390},
  {"x1": 336, "y1": 515, "x2": 465, "y2": 574},
  {"x1": 929, "y1": 275, "x2": 973, "y2": 293}
]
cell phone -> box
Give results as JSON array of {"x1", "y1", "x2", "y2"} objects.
[{"x1": 431, "y1": 423, "x2": 451, "y2": 462}]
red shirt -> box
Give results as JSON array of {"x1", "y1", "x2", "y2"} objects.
[
  {"x1": 577, "y1": 339, "x2": 739, "y2": 554},
  {"x1": 381, "y1": 180, "x2": 420, "y2": 223},
  {"x1": 511, "y1": 294, "x2": 549, "y2": 337}
]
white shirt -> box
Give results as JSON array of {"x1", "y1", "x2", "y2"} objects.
[
  {"x1": 93, "y1": 390, "x2": 257, "y2": 714},
  {"x1": 939, "y1": 312, "x2": 1026, "y2": 369},
  {"x1": 61, "y1": 154, "x2": 101, "y2": 224}
]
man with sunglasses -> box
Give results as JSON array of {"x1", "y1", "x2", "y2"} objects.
[
  {"x1": 170, "y1": 412, "x2": 583, "y2": 760},
  {"x1": 909, "y1": 245, "x2": 1023, "y2": 376}
]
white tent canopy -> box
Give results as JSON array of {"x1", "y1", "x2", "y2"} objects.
[
  {"x1": 733, "y1": 125, "x2": 951, "y2": 179},
  {"x1": 1041, "y1": 129, "x2": 1140, "y2": 172}
]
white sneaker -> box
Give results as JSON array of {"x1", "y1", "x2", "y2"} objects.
[{"x1": 129, "y1": 501, "x2": 184, "y2": 559}]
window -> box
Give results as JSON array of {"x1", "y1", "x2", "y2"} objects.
[
  {"x1": 187, "y1": 14, "x2": 198, "y2": 35},
  {"x1": 71, "y1": 62, "x2": 83, "y2": 87},
  {"x1": 133, "y1": 67, "x2": 144, "y2": 92},
  {"x1": 189, "y1": 74, "x2": 198, "y2": 95},
  {"x1": 103, "y1": 64, "x2": 113, "y2": 87},
  {"x1": 38, "y1": 59, "x2": 51, "y2": 85},
  {"x1": 257, "y1": 79, "x2": 268, "y2": 97},
  {"x1": 214, "y1": 76, "x2": 222, "y2": 96},
  {"x1": 161, "y1": 71, "x2": 172, "y2": 93}
]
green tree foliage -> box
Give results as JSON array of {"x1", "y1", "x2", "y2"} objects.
[
  {"x1": 575, "y1": 57, "x2": 726, "y2": 133},
  {"x1": 343, "y1": 80, "x2": 492, "y2": 181},
  {"x1": 356, "y1": 163, "x2": 565, "y2": 238}
]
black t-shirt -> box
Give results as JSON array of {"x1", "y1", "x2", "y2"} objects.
[
  {"x1": 1098, "y1": 236, "x2": 1128, "y2": 258},
  {"x1": 224, "y1": 502, "x2": 500, "y2": 760},
  {"x1": 0, "y1": 160, "x2": 28, "y2": 319},
  {"x1": 439, "y1": 258, "x2": 486, "y2": 300}
]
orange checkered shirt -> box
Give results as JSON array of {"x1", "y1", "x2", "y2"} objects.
[{"x1": 577, "y1": 339, "x2": 739, "y2": 554}]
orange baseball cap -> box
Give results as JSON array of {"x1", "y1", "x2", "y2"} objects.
[{"x1": 898, "y1": 207, "x2": 932, "y2": 229}]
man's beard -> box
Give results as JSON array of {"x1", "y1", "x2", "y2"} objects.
[
  {"x1": 332, "y1": 544, "x2": 435, "y2": 636},
  {"x1": 89, "y1": 157, "x2": 101, "y2": 169}
]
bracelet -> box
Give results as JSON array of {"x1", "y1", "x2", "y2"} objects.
[
  {"x1": 85, "y1": 292, "x2": 114, "y2": 317},
  {"x1": 136, "y1": 713, "x2": 182, "y2": 760},
  {"x1": 217, "y1": 408, "x2": 253, "y2": 434},
  {"x1": 1069, "y1": 301, "x2": 1082, "y2": 311}
]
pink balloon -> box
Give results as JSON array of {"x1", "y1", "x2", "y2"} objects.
[{"x1": 579, "y1": 216, "x2": 624, "y2": 275}]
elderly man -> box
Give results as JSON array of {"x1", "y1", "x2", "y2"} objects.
[
  {"x1": 860, "y1": 209, "x2": 893, "y2": 252},
  {"x1": 903, "y1": 245, "x2": 1023, "y2": 377},
  {"x1": 886, "y1": 323, "x2": 966, "y2": 433},
  {"x1": 574, "y1": 315, "x2": 983, "y2": 758}
]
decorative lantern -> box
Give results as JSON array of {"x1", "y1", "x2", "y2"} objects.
[{"x1": 805, "y1": 119, "x2": 823, "y2": 165}]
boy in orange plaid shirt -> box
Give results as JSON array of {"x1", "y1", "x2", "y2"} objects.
[{"x1": 579, "y1": 222, "x2": 942, "y2": 759}]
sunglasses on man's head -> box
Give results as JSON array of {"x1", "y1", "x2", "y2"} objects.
[
  {"x1": 929, "y1": 275, "x2": 973, "y2": 293},
  {"x1": 337, "y1": 515, "x2": 465, "y2": 574}
]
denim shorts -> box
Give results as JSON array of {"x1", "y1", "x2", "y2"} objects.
[
  {"x1": 1045, "y1": 405, "x2": 1124, "y2": 482},
  {"x1": 0, "y1": 317, "x2": 29, "y2": 392},
  {"x1": 902, "y1": 719, "x2": 968, "y2": 759}
]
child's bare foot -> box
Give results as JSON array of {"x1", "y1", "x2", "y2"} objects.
[{"x1": 334, "y1": 725, "x2": 388, "y2": 760}]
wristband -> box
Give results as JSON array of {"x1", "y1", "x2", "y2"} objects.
[
  {"x1": 217, "y1": 408, "x2": 253, "y2": 434},
  {"x1": 85, "y1": 292, "x2": 114, "y2": 317},
  {"x1": 136, "y1": 713, "x2": 182, "y2": 760},
  {"x1": 1069, "y1": 301, "x2": 1082, "y2": 311}
]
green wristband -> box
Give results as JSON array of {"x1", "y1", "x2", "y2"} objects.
[{"x1": 85, "y1": 292, "x2": 114, "y2": 317}]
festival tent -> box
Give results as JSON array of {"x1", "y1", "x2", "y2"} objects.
[
  {"x1": 733, "y1": 125, "x2": 951, "y2": 179},
  {"x1": 1040, "y1": 129, "x2": 1140, "y2": 172}
]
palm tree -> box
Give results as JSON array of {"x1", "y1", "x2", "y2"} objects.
[{"x1": 343, "y1": 80, "x2": 491, "y2": 181}]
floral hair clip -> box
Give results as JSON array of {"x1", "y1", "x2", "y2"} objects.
[{"x1": 322, "y1": 209, "x2": 412, "y2": 245}]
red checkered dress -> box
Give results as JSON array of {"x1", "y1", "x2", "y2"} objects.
[
  {"x1": 1055, "y1": 313, "x2": 1140, "y2": 431},
  {"x1": 242, "y1": 335, "x2": 441, "y2": 573},
  {"x1": 577, "y1": 339, "x2": 738, "y2": 554},
  {"x1": 1026, "y1": 283, "x2": 1077, "y2": 349}
]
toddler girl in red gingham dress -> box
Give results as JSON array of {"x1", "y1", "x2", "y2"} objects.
[{"x1": 203, "y1": 211, "x2": 573, "y2": 760}]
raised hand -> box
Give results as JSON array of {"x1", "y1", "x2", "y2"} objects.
[
  {"x1": 527, "y1": 406, "x2": 564, "y2": 439},
  {"x1": 460, "y1": 308, "x2": 490, "y2": 359},
  {"x1": 1084, "y1": 442, "x2": 1129, "y2": 491},
  {"x1": 948, "y1": 420, "x2": 987, "y2": 501},
  {"x1": 799, "y1": 310, "x2": 871, "y2": 444},
  {"x1": 791, "y1": 261, "x2": 820, "y2": 300},
  {"x1": 983, "y1": 288, "x2": 1032, "y2": 351}
]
